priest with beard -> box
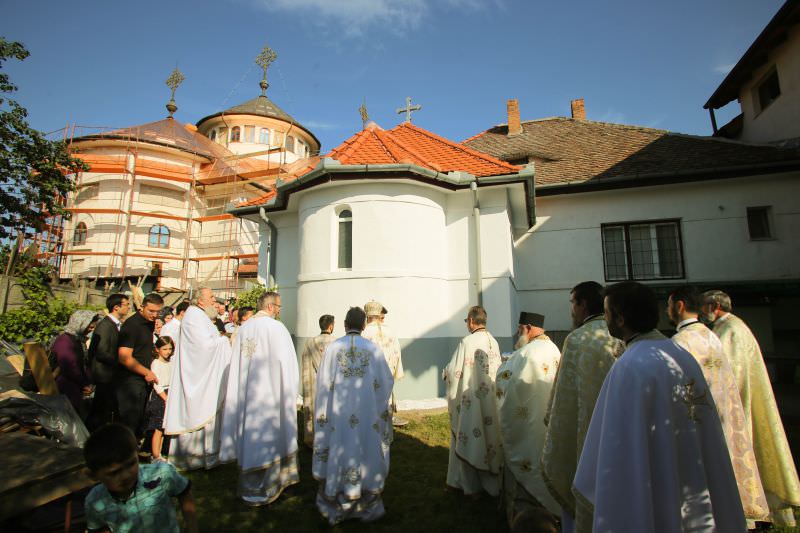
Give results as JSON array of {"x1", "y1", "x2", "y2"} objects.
[
  {"x1": 164, "y1": 287, "x2": 232, "y2": 470},
  {"x1": 574, "y1": 281, "x2": 745, "y2": 532},
  {"x1": 312, "y1": 306, "x2": 394, "y2": 525},
  {"x1": 443, "y1": 305, "x2": 503, "y2": 497},
  {"x1": 220, "y1": 291, "x2": 300, "y2": 506},
  {"x1": 495, "y1": 311, "x2": 562, "y2": 526}
]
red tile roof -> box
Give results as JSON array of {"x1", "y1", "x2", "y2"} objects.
[{"x1": 235, "y1": 122, "x2": 521, "y2": 208}]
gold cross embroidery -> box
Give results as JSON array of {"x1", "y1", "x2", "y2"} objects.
[
  {"x1": 241, "y1": 338, "x2": 257, "y2": 359},
  {"x1": 679, "y1": 378, "x2": 709, "y2": 422}
]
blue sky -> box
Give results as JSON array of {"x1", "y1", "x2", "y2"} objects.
[{"x1": 1, "y1": 0, "x2": 784, "y2": 152}]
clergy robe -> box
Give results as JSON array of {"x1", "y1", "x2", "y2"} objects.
[
  {"x1": 673, "y1": 320, "x2": 769, "y2": 521},
  {"x1": 541, "y1": 316, "x2": 622, "y2": 532},
  {"x1": 574, "y1": 330, "x2": 746, "y2": 533},
  {"x1": 312, "y1": 332, "x2": 394, "y2": 525},
  {"x1": 713, "y1": 313, "x2": 800, "y2": 525},
  {"x1": 443, "y1": 328, "x2": 503, "y2": 496},
  {"x1": 159, "y1": 317, "x2": 181, "y2": 348},
  {"x1": 362, "y1": 321, "x2": 404, "y2": 380},
  {"x1": 164, "y1": 306, "x2": 231, "y2": 470},
  {"x1": 496, "y1": 334, "x2": 562, "y2": 523},
  {"x1": 220, "y1": 311, "x2": 300, "y2": 505},
  {"x1": 301, "y1": 332, "x2": 334, "y2": 447}
]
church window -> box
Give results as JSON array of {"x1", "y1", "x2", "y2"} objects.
[
  {"x1": 244, "y1": 125, "x2": 255, "y2": 143},
  {"x1": 755, "y1": 68, "x2": 780, "y2": 113},
  {"x1": 259, "y1": 128, "x2": 270, "y2": 144},
  {"x1": 148, "y1": 224, "x2": 170, "y2": 248},
  {"x1": 231, "y1": 126, "x2": 241, "y2": 142},
  {"x1": 218, "y1": 127, "x2": 228, "y2": 145},
  {"x1": 747, "y1": 206, "x2": 773, "y2": 240},
  {"x1": 73, "y1": 222, "x2": 88, "y2": 246},
  {"x1": 285, "y1": 135, "x2": 295, "y2": 153},
  {"x1": 338, "y1": 209, "x2": 353, "y2": 269},
  {"x1": 297, "y1": 139, "x2": 306, "y2": 157},
  {"x1": 209, "y1": 129, "x2": 217, "y2": 141},
  {"x1": 601, "y1": 220, "x2": 683, "y2": 281}
]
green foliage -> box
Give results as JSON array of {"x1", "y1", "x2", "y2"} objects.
[
  {"x1": 0, "y1": 37, "x2": 89, "y2": 240},
  {"x1": 233, "y1": 283, "x2": 278, "y2": 309}
]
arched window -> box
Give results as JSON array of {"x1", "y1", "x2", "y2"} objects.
[
  {"x1": 73, "y1": 222, "x2": 87, "y2": 246},
  {"x1": 338, "y1": 209, "x2": 352, "y2": 269},
  {"x1": 209, "y1": 129, "x2": 216, "y2": 141},
  {"x1": 259, "y1": 128, "x2": 270, "y2": 145},
  {"x1": 148, "y1": 224, "x2": 170, "y2": 248},
  {"x1": 230, "y1": 126, "x2": 241, "y2": 142},
  {"x1": 218, "y1": 127, "x2": 228, "y2": 145},
  {"x1": 285, "y1": 135, "x2": 295, "y2": 153}
]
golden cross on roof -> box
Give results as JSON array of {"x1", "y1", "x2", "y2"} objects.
[
  {"x1": 396, "y1": 96, "x2": 422, "y2": 123},
  {"x1": 256, "y1": 45, "x2": 278, "y2": 95},
  {"x1": 165, "y1": 67, "x2": 185, "y2": 118},
  {"x1": 359, "y1": 101, "x2": 369, "y2": 129}
]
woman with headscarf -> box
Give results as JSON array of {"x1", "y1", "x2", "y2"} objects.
[{"x1": 51, "y1": 309, "x2": 100, "y2": 417}]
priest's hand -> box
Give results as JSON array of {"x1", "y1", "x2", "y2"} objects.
[{"x1": 144, "y1": 370, "x2": 159, "y2": 384}]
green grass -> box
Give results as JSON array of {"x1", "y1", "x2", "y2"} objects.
[{"x1": 185, "y1": 410, "x2": 508, "y2": 532}]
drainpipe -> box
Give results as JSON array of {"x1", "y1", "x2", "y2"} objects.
[
  {"x1": 259, "y1": 207, "x2": 277, "y2": 286},
  {"x1": 470, "y1": 180, "x2": 483, "y2": 307}
]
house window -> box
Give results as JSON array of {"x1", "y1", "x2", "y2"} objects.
[
  {"x1": 338, "y1": 209, "x2": 352, "y2": 269},
  {"x1": 73, "y1": 222, "x2": 88, "y2": 246},
  {"x1": 601, "y1": 220, "x2": 684, "y2": 281},
  {"x1": 747, "y1": 206, "x2": 773, "y2": 240},
  {"x1": 148, "y1": 224, "x2": 170, "y2": 248},
  {"x1": 209, "y1": 129, "x2": 216, "y2": 142},
  {"x1": 230, "y1": 126, "x2": 241, "y2": 142},
  {"x1": 218, "y1": 127, "x2": 228, "y2": 145},
  {"x1": 259, "y1": 128, "x2": 270, "y2": 144},
  {"x1": 244, "y1": 125, "x2": 255, "y2": 143},
  {"x1": 757, "y1": 69, "x2": 781, "y2": 112},
  {"x1": 285, "y1": 135, "x2": 295, "y2": 153},
  {"x1": 297, "y1": 139, "x2": 306, "y2": 157}
]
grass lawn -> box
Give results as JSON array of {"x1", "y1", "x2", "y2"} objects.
[{"x1": 186, "y1": 410, "x2": 509, "y2": 532}]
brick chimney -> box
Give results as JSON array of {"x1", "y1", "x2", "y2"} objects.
[
  {"x1": 507, "y1": 99, "x2": 522, "y2": 136},
  {"x1": 571, "y1": 98, "x2": 586, "y2": 120}
]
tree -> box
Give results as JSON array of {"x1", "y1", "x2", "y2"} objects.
[{"x1": 0, "y1": 37, "x2": 88, "y2": 241}]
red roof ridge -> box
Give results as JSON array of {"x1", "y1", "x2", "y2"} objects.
[{"x1": 395, "y1": 122, "x2": 520, "y2": 173}]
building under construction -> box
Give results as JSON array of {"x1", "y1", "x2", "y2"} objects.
[{"x1": 33, "y1": 62, "x2": 320, "y2": 300}]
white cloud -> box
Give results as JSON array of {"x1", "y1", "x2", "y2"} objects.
[
  {"x1": 597, "y1": 109, "x2": 627, "y2": 125},
  {"x1": 250, "y1": 0, "x2": 487, "y2": 37},
  {"x1": 298, "y1": 119, "x2": 340, "y2": 130},
  {"x1": 713, "y1": 63, "x2": 735, "y2": 75}
]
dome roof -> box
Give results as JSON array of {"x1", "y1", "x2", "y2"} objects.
[{"x1": 196, "y1": 94, "x2": 320, "y2": 148}]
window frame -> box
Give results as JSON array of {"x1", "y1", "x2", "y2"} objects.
[
  {"x1": 600, "y1": 218, "x2": 685, "y2": 282},
  {"x1": 755, "y1": 68, "x2": 781, "y2": 114},
  {"x1": 337, "y1": 208, "x2": 353, "y2": 270},
  {"x1": 746, "y1": 206, "x2": 774, "y2": 241},
  {"x1": 72, "y1": 222, "x2": 88, "y2": 246},
  {"x1": 230, "y1": 126, "x2": 241, "y2": 143},
  {"x1": 259, "y1": 128, "x2": 270, "y2": 145},
  {"x1": 148, "y1": 224, "x2": 170, "y2": 249}
]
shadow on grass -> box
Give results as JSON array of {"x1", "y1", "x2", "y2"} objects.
[{"x1": 186, "y1": 412, "x2": 508, "y2": 532}]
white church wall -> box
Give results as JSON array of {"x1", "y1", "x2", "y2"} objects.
[{"x1": 514, "y1": 172, "x2": 800, "y2": 334}]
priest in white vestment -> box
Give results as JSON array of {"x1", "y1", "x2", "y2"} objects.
[
  {"x1": 496, "y1": 312, "x2": 562, "y2": 524},
  {"x1": 575, "y1": 282, "x2": 746, "y2": 532},
  {"x1": 668, "y1": 286, "x2": 768, "y2": 522},
  {"x1": 301, "y1": 314, "x2": 335, "y2": 447},
  {"x1": 219, "y1": 291, "x2": 299, "y2": 506},
  {"x1": 703, "y1": 289, "x2": 800, "y2": 526},
  {"x1": 164, "y1": 288, "x2": 231, "y2": 470},
  {"x1": 362, "y1": 300, "x2": 404, "y2": 424},
  {"x1": 542, "y1": 282, "x2": 623, "y2": 533},
  {"x1": 313, "y1": 306, "x2": 394, "y2": 525},
  {"x1": 443, "y1": 305, "x2": 503, "y2": 497}
]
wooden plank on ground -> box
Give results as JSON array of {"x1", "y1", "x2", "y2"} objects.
[{"x1": 23, "y1": 343, "x2": 57, "y2": 395}]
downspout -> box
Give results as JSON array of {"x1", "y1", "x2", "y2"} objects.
[
  {"x1": 259, "y1": 207, "x2": 278, "y2": 286},
  {"x1": 470, "y1": 180, "x2": 483, "y2": 307}
]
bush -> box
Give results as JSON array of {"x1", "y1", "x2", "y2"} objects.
[
  {"x1": 0, "y1": 298, "x2": 81, "y2": 344},
  {"x1": 233, "y1": 283, "x2": 278, "y2": 310}
]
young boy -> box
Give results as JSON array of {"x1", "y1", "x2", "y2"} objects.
[{"x1": 83, "y1": 423, "x2": 198, "y2": 533}]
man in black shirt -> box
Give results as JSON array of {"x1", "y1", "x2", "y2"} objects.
[
  {"x1": 116, "y1": 292, "x2": 163, "y2": 438},
  {"x1": 86, "y1": 293, "x2": 130, "y2": 431}
]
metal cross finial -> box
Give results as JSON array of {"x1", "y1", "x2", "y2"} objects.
[
  {"x1": 359, "y1": 101, "x2": 369, "y2": 129},
  {"x1": 165, "y1": 67, "x2": 185, "y2": 118},
  {"x1": 256, "y1": 45, "x2": 278, "y2": 95},
  {"x1": 396, "y1": 96, "x2": 422, "y2": 123}
]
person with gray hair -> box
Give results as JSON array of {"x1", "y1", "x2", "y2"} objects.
[{"x1": 702, "y1": 289, "x2": 800, "y2": 526}]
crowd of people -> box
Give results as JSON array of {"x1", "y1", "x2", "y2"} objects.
[{"x1": 39, "y1": 280, "x2": 800, "y2": 531}]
